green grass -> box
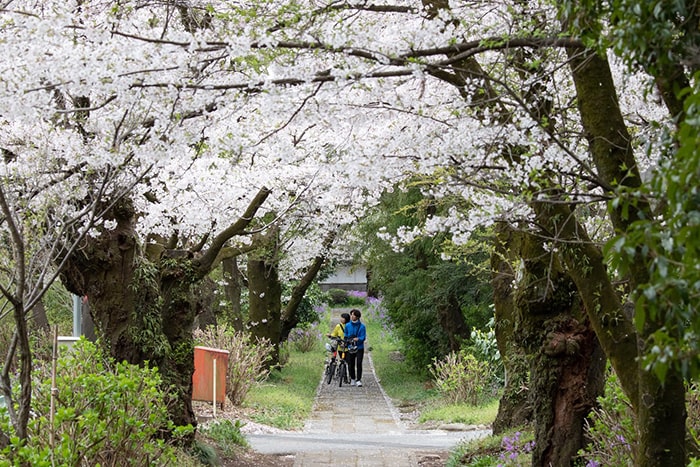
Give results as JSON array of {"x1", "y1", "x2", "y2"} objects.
[
  {"x1": 243, "y1": 342, "x2": 325, "y2": 430},
  {"x1": 365, "y1": 307, "x2": 498, "y2": 427},
  {"x1": 420, "y1": 399, "x2": 499, "y2": 425}
]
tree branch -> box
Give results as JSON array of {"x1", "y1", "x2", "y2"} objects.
[{"x1": 196, "y1": 186, "x2": 272, "y2": 272}]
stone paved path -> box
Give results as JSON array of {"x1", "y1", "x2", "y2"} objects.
[{"x1": 247, "y1": 308, "x2": 490, "y2": 466}]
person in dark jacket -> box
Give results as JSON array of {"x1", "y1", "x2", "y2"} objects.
[{"x1": 344, "y1": 309, "x2": 367, "y2": 387}]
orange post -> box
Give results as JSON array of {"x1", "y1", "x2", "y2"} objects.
[{"x1": 192, "y1": 346, "x2": 230, "y2": 411}]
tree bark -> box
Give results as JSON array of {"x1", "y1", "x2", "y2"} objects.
[
  {"x1": 514, "y1": 227, "x2": 605, "y2": 466},
  {"x1": 491, "y1": 222, "x2": 532, "y2": 435},
  {"x1": 221, "y1": 257, "x2": 245, "y2": 331},
  {"x1": 436, "y1": 293, "x2": 470, "y2": 353},
  {"x1": 567, "y1": 48, "x2": 687, "y2": 466},
  {"x1": 247, "y1": 256, "x2": 282, "y2": 367}
]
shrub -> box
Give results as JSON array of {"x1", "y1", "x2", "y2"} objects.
[
  {"x1": 327, "y1": 288, "x2": 349, "y2": 305},
  {"x1": 0, "y1": 339, "x2": 188, "y2": 466},
  {"x1": 199, "y1": 419, "x2": 248, "y2": 457},
  {"x1": 465, "y1": 319, "x2": 504, "y2": 393},
  {"x1": 430, "y1": 349, "x2": 490, "y2": 405},
  {"x1": 287, "y1": 323, "x2": 321, "y2": 353},
  {"x1": 577, "y1": 371, "x2": 635, "y2": 466},
  {"x1": 193, "y1": 325, "x2": 271, "y2": 405},
  {"x1": 346, "y1": 290, "x2": 368, "y2": 306},
  {"x1": 290, "y1": 283, "x2": 325, "y2": 326}
]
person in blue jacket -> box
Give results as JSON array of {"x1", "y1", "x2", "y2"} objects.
[{"x1": 345, "y1": 309, "x2": 367, "y2": 387}]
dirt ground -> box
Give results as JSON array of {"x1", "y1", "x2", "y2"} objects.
[{"x1": 220, "y1": 448, "x2": 295, "y2": 467}]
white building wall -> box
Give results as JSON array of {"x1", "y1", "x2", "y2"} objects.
[{"x1": 319, "y1": 266, "x2": 367, "y2": 291}]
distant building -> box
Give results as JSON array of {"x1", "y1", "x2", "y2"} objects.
[{"x1": 319, "y1": 265, "x2": 367, "y2": 292}]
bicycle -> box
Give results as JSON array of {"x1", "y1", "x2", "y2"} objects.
[
  {"x1": 324, "y1": 338, "x2": 339, "y2": 384},
  {"x1": 324, "y1": 337, "x2": 357, "y2": 386}
]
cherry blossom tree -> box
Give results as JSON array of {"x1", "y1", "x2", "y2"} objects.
[
  {"x1": 0, "y1": 0, "x2": 695, "y2": 464},
  {"x1": 0, "y1": 0, "x2": 381, "y2": 440}
]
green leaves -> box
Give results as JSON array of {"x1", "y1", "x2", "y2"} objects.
[{"x1": 0, "y1": 339, "x2": 187, "y2": 466}]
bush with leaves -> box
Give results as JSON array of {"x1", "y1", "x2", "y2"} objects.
[
  {"x1": 287, "y1": 322, "x2": 321, "y2": 353},
  {"x1": 580, "y1": 373, "x2": 700, "y2": 466},
  {"x1": 199, "y1": 419, "x2": 248, "y2": 458},
  {"x1": 466, "y1": 318, "x2": 504, "y2": 391},
  {"x1": 327, "y1": 288, "x2": 350, "y2": 305},
  {"x1": 430, "y1": 349, "x2": 490, "y2": 405},
  {"x1": 193, "y1": 325, "x2": 271, "y2": 405},
  {"x1": 0, "y1": 339, "x2": 190, "y2": 466}
]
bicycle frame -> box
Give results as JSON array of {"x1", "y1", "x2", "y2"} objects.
[{"x1": 325, "y1": 336, "x2": 353, "y2": 386}]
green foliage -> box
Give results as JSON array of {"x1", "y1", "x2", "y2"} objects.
[
  {"x1": 559, "y1": 0, "x2": 700, "y2": 76},
  {"x1": 449, "y1": 427, "x2": 533, "y2": 467},
  {"x1": 200, "y1": 419, "x2": 249, "y2": 457},
  {"x1": 193, "y1": 325, "x2": 271, "y2": 406},
  {"x1": 41, "y1": 281, "x2": 73, "y2": 335},
  {"x1": 190, "y1": 440, "x2": 220, "y2": 467},
  {"x1": 130, "y1": 257, "x2": 169, "y2": 359},
  {"x1": 327, "y1": 288, "x2": 350, "y2": 305},
  {"x1": 287, "y1": 282, "x2": 325, "y2": 326},
  {"x1": 577, "y1": 371, "x2": 636, "y2": 466},
  {"x1": 430, "y1": 349, "x2": 491, "y2": 405},
  {"x1": 287, "y1": 322, "x2": 321, "y2": 353},
  {"x1": 359, "y1": 184, "x2": 493, "y2": 372},
  {"x1": 466, "y1": 318, "x2": 504, "y2": 386},
  {"x1": 0, "y1": 339, "x2": 189, "y2": 466},
  {"x1": 606, "y1": 73, "x2": 700, "y2": 383}
]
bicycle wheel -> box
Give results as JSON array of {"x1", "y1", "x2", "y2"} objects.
[
  {"x1": 338, "y1": 361, "x2": 347, "y2": 387},
  {"x1": 326, "y1": 359, "x2": 336, "y2": 384}
]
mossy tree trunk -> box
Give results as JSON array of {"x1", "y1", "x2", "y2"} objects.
[
  {"x1": 60, "y1": 188, "x2": 271, "y2": 439},
  {"x1": 566, "y1": 47, "x2": 687, "y2": 466},
  {"x1": 515, "y1": 229, "x2": 605, "y2": 466},
  {"x1": 491, "y1": 222, "x2": 532, "y2": 435}
]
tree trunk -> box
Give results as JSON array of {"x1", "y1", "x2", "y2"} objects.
[
  {"x1": 491, "y1": 222, "x2": 532, "y2": 435},
  {"x1": 59, "y1": 189, "x2": 271, "y2": 442},
  {"x1": 193, "y1": 277, "x2": 217, "y2": 330},
  {"x1": 30, "y1": 298, "x2": 49, "y2": 333},
  {"x1": 436, "y1": 293, "x2": 470, "y2": 353},
  {"x1": 81, "y1": 297, "x2": 96, "y2": 341},
  {"x1": 567, "y1": 47, "x2": 687, "y2": 465},
  {"x1": 221, "y1": 257, "x2": 245, "y2": 331},
  {"x1": 60, "y1": 200, "x2": 198, "y2": 434},
  {"x1": 247, "y1": 257, "x2": 282, "y2": 366},
  {"x1": 516, "y1": 229, "x2": 605, "y2": 466}
]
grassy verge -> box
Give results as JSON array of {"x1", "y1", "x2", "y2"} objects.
[
  {"x1": 365, "y1": 305, "x2": 498, "y2": 427},
  {"x1": 243, "y1": 342, "x2": 325, "y2": 430}
]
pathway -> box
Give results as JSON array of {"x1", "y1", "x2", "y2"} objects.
[{"x1": 247, "y1": 308, "x2": 490, "y2": 466}]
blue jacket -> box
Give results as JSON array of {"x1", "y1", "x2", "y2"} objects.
[{"x1": 344, "y1": 320, "x2": 366, "y2": 349}]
